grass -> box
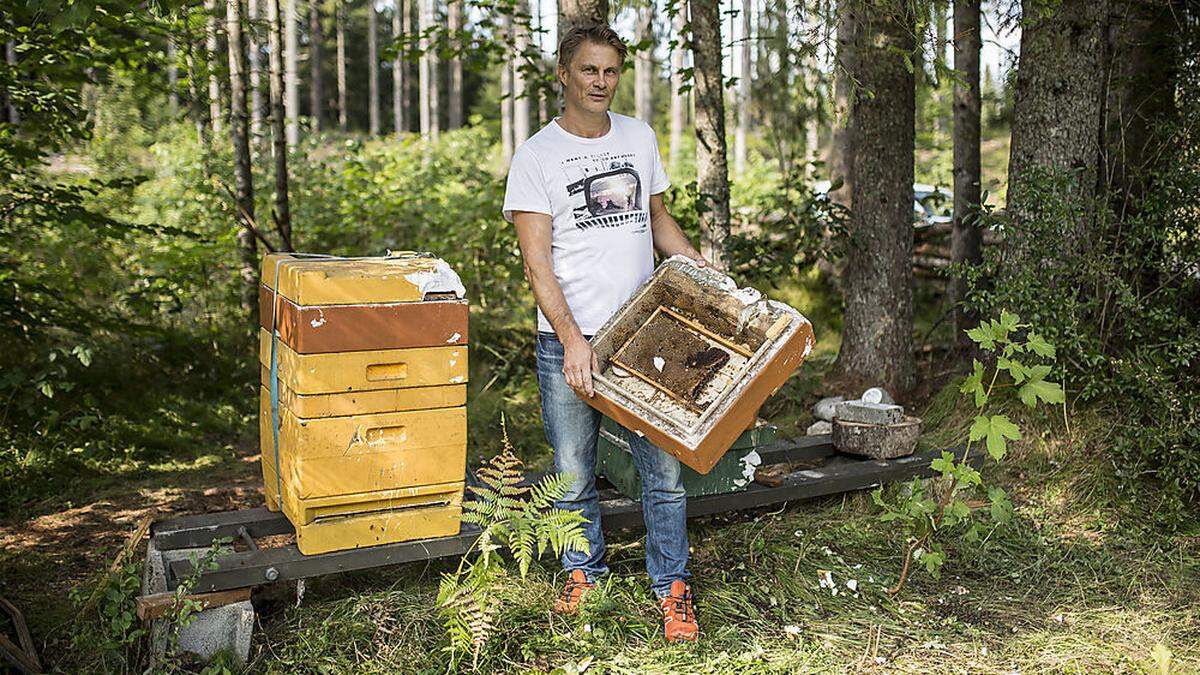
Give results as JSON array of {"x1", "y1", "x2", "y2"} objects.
[{"x1": 244, "y1": 402, "x2": 1199, "y2": 674}]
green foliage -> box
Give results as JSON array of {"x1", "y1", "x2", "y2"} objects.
[
  {"x1": 875, "y1": 312, "x2": 1059, "y2": 589},
  {"x1": 437, "y1": 419, "x2": 589, "y2": 669}
]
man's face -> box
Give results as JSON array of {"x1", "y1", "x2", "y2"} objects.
[{"x1": 558, "y1": 41, "x2": 622, "y2": 115}]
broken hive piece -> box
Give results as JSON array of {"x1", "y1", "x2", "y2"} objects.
[{"x1": 586, "y1": 256, "x2": 815, "y2": 474}]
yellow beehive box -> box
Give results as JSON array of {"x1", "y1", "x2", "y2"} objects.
[
  {"x1": 260, "y1": 367, "x2": 466, "y2": 417},
  {"x1": 262, "y1": 470, "x2": 464, "y2": 554},
  {"x1": 259, "y1": 389, "x2": 466, "y2": 496},
  {"x1": 261, "y1": 252, "x2": 467, "y2": 306},
  {"x1": 259, "y1": 329, "x2": 467, "y2": 394}
]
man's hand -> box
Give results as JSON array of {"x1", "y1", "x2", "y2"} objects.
[{"x1": 562, "y1": 333, "x2": 600, "y2": 398}]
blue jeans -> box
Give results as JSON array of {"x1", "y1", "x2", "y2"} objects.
[{"x1": 535, "y1": 331, "x2": 690, "y2": 598}]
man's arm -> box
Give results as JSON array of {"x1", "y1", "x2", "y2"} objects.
[
  {"x1": 511, "y1": 210, "x2": 600, "y2": 398},
  {"x1": 648, "y1": 193, "x2": 708, "y2": 266}
]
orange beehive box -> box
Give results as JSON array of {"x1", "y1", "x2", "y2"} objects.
[{"x1": 585, "y1": 257, "x2": 815, "y2": 474}]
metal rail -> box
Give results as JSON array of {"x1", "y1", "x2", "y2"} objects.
[{"x1": 159, "y1": 438, "x2": 976, "y2": 594}]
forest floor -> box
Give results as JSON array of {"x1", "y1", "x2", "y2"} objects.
[{"x1": 2, "y1": 358, "x2": 1198, "y2": 673}]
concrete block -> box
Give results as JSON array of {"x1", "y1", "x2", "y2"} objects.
[
  {"x1": 812, "y1": 396, "x2": 846, "y2": 422},
  {"x1": 832, "y1": 416, "x2": 922, "y2": 459},
  {"x1": 805, "y1": 420, "x2": 832, "y2": 436},
  {"x1": 143, "y1": 539, "x2": 254, "y2": 667},
  {"x1": 835, "y1": 400, "x2": 903, "y2": 425}
]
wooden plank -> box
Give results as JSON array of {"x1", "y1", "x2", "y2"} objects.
[
  {"x1": 152, "y1": 507, "x2": 293, "y2": 550},
  {"x1": 135, "y1": 587, "x2": 252, "y2": 621}
]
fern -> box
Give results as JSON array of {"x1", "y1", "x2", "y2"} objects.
[{"x1": 437, "y1": 414, "x2": 590, "y2": 670}]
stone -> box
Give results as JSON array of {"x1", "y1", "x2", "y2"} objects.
[
  {"x1": 835, "y1": 400, "x2": 904, "y2": 425},
  {"x1": 812, "y1": 396, "x2": 846, "y2": 422},
  {"x1": 142, "y1": 539, "x2": 254, "y2": 667},
  {"x1": 832, "y1": 416, "x2": 922, "y2": 459},
  {"x1": 806, "y1": 420, "x2": 833, "y2": 436},
  {"x1": 860, "y1": 387, "x2": 895, "y2": 405}
]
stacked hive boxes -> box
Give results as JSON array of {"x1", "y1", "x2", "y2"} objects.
[{"x1": 258, "y1": 253, "x2": 469, "y2": 555}]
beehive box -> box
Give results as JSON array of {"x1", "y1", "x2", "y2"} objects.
[
  {"x1": 586, "y1": 257, "x2": 814, "y2": 474},
  {"x1": 596, "y1": 417, "x2": 777, "y2": 498},
  {"x1": 259, "y1": 252, "x2": 470, "y2": 554}
]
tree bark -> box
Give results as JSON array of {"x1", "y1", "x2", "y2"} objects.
[
  {"x1": 447, "y1": 0, "x2": 463, "y2": 129},
  {"x1": 668, "y1": 4, "x2": 687, "y2": 168},
  {"x1": 205, "y1": 0, "x2": 223, "y2": 137},
  {"x1": 309, "y1": 0, "x2": 324, "y2": 130},
  {"x1": 3, "y1": 42, "x2": 16, "y2": 125},
  {"x1": 500, "y1": 12, "x2": 514, "y2": 162},
  {"x1": 734, "y1": 0, "x2": 751, "y2": 175},
  {"x1": 393, "y1": 0, "x2": 407, "y2": 135},
  {"x1": 184, "y1": 29, "x2": 207, "y2": 141},
  {"x1": 1007, "y1": 0, "x2": 1107, "y2": 229},
  {"x1": 834, "y1": 0, "x2": 916, "y2": 395},
  {"x1": 635, "y1": 2, "x2": 654, "y2": 124},
  {"x1": 950, "y1": 0, "x2": 982, "y2": 343},
  {"x1": 336, "y1": 0, "x2": 347, "y2": 130},
  {"x1": 557, "y1": 0, "x2": 609, "y2": 41},
  {"x1": 268, "y1": 0, "x2": 294, "y2": 250},
  {"x1": 690, "y1": 0, "x2": 730, "y2": 269},
  {"x1": 514, "y1": 0, "x2": 531, "y2": 145},
  {"x1": 368, "y1": 1, "x2": 381, "y2": 135},
  {"x1": 284, "y1": 0, "x2": 300, "y2": 146},
  {"x1": 248, "y1": 0, "x2": 265, "y2": 141},
  {"x1": 226, "y1": 0, "x2": 259, "y2": 314}
]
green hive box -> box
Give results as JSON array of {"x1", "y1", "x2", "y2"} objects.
[{"x1": 596, "y1": 416, "x2": 777, "y2": 499}]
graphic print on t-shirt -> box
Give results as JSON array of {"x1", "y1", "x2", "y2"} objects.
[{"x1": 562, "y1": 150, "x2": 648, "y2": 232}]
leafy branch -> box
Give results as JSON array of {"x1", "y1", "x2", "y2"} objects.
[
  {"x1": 876, "y1": 310, "x2": 1065, "y2": 594},
  {"x1": 437, "y1": 416, "x2": 589, "y2": 671}
]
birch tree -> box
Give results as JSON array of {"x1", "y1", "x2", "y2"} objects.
[
  {"x1": 634, "y1": 1, "x2": 654, "y2": 124},
  {"x1": 734, "y1": 0, "x2": 751, "y2": 175},
  {"x1": 689, "y1": 0, "x2": 730, "y2": 268},
  {"x1": 309, "y1": 0, "x2": 325, "y2": 129},
  {"x1": 284, "y1": 0, "x2": 299, "y2": 145},
  {"x1": 226, "y1": 0, "x2": 258, "y2": 313},
  {"x1": 950, "y1": 0, "x2": 982, "y2": 340},
  {"x1": 513, "y1": 0, "x2": 531, "y2": 145},
  {"x1": 248, "y1": 0, "x2": 265, "y2": 140},
  {"x1": 268, "y1": 0, "x2": 295, "y2": 248},
  {"x1": 205, "y1": 0, "x2": 223, "y2": 137},
  {"x1": 393, "y1": 0, "x2": 408, "y2": 134},
  {"x1": 336, "y1": 0, "x2": 347, "y2": 129},
  {"x1": 447, "y1": 0, "x2": 463, "y2": 129},
  {"x1": 368, "y1": 0, "x2": 381, "y2": 134},
  {"x1": 668, "y1": 3, "x2": 687, "y2": 168}
]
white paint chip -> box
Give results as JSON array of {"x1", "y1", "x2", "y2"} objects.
[
  {"x1": 447, "y1": 332, "x2": 461, "y2": 343},
  {"x1": 652, "y1": 356, "x2": 665, "y2": 372}
]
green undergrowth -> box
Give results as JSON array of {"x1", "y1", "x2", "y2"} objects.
[{"x1": 250, "y1": 402, "x2": 1200, "y2": 673}]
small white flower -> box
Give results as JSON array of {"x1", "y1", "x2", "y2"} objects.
[
  {"x1": 817, "y1": 570, "x2": 834, "y2": 589},
  {"x1": 1053, "y1": 613, "x2": 1065, "y2": 624},
  {"x1": 583, "y1": 623, "x2": 592, "y2": 633},
  {"x1": 982, "y1": 645, "x2": 989, "y2": 656},
  {"x1": 783, "y1": 624, "x2": 802, "y2": 638}
]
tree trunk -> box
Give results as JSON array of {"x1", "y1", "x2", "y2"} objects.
[
  {"x1": 950, "y1": 0, "x2": 982, "y2": 344},
  {"x1": 248, "y1": 0, "x2": 265, "y2": 141},
  {"x1": 3, "y1": 42, "x2": 16, "y2": 125},
  {"x1": 336, "y1": 0, "x2": 347, "y2": 130},
  {"x1": 336, "y1": 0, "x2": 345, "y2": 128},
  {"x1": 368, "y1": 1, "x2": 381, "y2": 135},
  {"x1": 668, "y1": 4, "x2": 687, "y2": 168},
  {"x1": 184, "y1": 30, "x2": 207, "y2": 141},
  {"x1": 535, "y1": 0, "x2": 547, "y2": 126},
  {"x1": 418, "y1": 0, "x2": 440, "y2": 139},
  {"x1": 1007, "y1": 0, "x2": 1107, "y2": 229},
  {"x1": 734, "y1": 0, "x2": 751, "y2": 175},
  {"x1": 1105, "y1": 0, "x2": 1180, "y2": 205},
  {"x1": 309, "y1": 0, "x2": 324, "y2": 130},
  {"x1": 690, "y1": 0, "x2": 730, "y2": 269},
  {"x1": 557, "y1": 0, "x2": 608, "y2": 41},
  {"x1": 447, "y1": 0, "x2": 463, "y2": 129},
  {"x1": 284, "y1": 0, "x2": 300, "y2": 146},
  {"x1": 500, "y1": 13, "x2": 514, "y2": 162},
  {"x1": 167, "y1": 37, "x2": 179, "y2": 114},
  {"x1": 514, "y1": 1, "x2": 531, "y2": 145},
  {"x1": 268, "y1": 0, "x2": 294, "y2": 250},
  {"x1": 393, "y1": 0, "x2": 407, "y2": 134},
  {"x1": 827, "y1": 0, "x2": 853, "y2": 204},
  {"x1": 635, "y1": 2, "x2": 654, "y2": 124},
  {"x1": 835, "y1": 0, "x2": 916, "y2": 395},
  {"x1": 205, "y1": 0, "x2": 223, "y2": 137},
  {"x1": 226, "y1": 0, "x2": 259, "y2": 314}
]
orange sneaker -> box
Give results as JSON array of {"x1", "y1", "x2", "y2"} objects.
[
  {"x1": 553, "y1": 569, "x2": 595, "y2": 615},
  {"x1": 659, "y1": 580, "x2": 699, "y2": 643}
]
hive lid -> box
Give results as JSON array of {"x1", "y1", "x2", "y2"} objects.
[{"x1": 261, "y1": 252, "x2": 467, "y2": 305}]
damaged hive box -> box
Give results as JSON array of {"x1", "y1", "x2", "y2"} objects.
[
  {"x1": 587, "y1": 256, "x2": 815, "y2": 474},
  {"x1": 596, "y1": 416, "x2": 777, "y2": 498},
  {"x1": 259, "y1": 252, "x2": 469, "y2": 555}
]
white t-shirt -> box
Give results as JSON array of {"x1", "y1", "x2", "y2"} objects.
[{"x1": 503, "y1": 111, "x2": 671, "y2": 335}]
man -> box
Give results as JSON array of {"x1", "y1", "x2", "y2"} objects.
[{"x1": 502, "y1": 24, "x2": 707, "y2": 643}]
